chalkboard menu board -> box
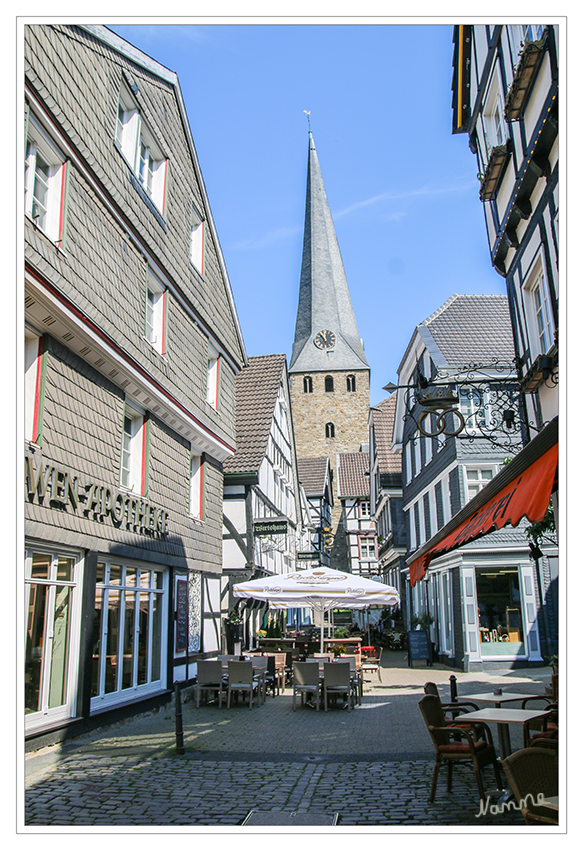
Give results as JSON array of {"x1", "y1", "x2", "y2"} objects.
[
  {"x1": 407, "y1": 629, "x2": 432, "y2": 667},
  {"x1": 175, "y1": 578, "x2": 188, "y2": 653}
]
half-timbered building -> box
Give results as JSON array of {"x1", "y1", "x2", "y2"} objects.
[{"x1": 222, "y1": 354, "x2": 312, "y2": 647}]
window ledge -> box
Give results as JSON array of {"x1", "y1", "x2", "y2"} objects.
[
  {"x1": 479, "y1": 139, "x2": 513, "y2": 201},
  {"x1": 505, "y1": 32, "x2": 548, "y2": 122}
]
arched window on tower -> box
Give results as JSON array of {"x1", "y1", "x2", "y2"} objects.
[
  {"x1": 325, "y1": 422, "x2": 335, "y2": 439},
  {"x1": 346, "y1": 374, "x2": 356, "y2": 392},
  {"x1": 303, "y1": 376, "x2": 313, "y2": 393},
  {"x1": 325, "y1": 376, "x2": 334, "y2": 393}
]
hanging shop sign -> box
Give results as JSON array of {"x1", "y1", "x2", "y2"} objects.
[
  {"x1": 25, "y1": 453, "x2": 169, "y2": 536},
  {"x1": 254, "y1": 519, "x2": 288, "y2": 536},
  {"x1": 297, "y1": 551, "x2": 320, "y2": 562}
]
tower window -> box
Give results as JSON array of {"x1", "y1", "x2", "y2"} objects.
[
  {"x1": 346, "y1": 375, "x2": 356, "y2": 392},
  {"x1": 303, "y1": 376, "x2": 313, "y2": 393},
  {"x1": 325, "y1": 422, "x2": 335, "y2": 439},
  {"x1": 325, "y1": 376, "x2": 334, "y2": 393}
]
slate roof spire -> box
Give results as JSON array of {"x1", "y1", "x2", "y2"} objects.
[{"x1": 289, "y1": 131, "x2": 368, "y2": 374}]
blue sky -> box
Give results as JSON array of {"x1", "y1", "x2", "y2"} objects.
[{"x1": 109, "y1": 23, "x2": 506, "y2": 405}]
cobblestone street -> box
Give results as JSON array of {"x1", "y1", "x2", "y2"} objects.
[{"x1": 23, "y1": 656, "x2": 556, "y2": 829}]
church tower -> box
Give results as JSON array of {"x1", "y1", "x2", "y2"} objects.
[{"x1": 289, "y1": 130, "x2": 371, "y2": 572}]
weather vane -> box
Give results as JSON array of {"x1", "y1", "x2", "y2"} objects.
[{"x1": 303, "y1": 109, "x2": 311, "y2": 131}]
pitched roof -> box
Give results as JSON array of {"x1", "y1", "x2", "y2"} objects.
[
  {"x1": 289, "y1": 132, "x2": 368, "y2": 374},
  {"x1": 337, "y1": 452, "x2": 370, "y2": 498},
  {"x1": 399, "y1": 294, "x2": 515, "y2": 375},
  {"x1": 223, "y1": 354, "x2": 286, "y2": 476},
  {"x1": 297, "y1": 457, "x2": 329, "y2": 497},
  {"x1": 371, "y1": 394, "x2": 401, "y2": 486}
]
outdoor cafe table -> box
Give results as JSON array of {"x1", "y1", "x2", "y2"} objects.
[{"x1": 459, "y1": 706, "x2": 553, "y2": 760}]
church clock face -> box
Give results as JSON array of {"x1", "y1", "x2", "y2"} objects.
[{"x1": 314, "y1": 329, "x2": 336, "y2": 350}]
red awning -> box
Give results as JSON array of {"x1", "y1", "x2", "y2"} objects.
[{"x1": 408, "y1": 418, "x2": 558, "y2": 587}]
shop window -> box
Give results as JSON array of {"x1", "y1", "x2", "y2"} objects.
[
  {"x1": 476, "y1": 567, "x2": 525, "y2": 656},
  {"x1": 25, "y1": 548, "x2": 81, "y2": 728},
  {"x1": 145, "y1": 268, "x2": 166, "y2": 354},
  {"x1": 206, "y1": 345, "x2": 221, "y2": 410},
  {"x1": 325, "y1": 375, "x2": 334, "y2": 392},
  {"x1": 303, "y1": 375, "x2": 313, "y2": 393},
  {"x1": 346, "y1": 374, "x2": 356, "y2": 392},
  {"x1": 91, "y1": 561, "x2": 166, "y2": 706},
  {"x1": 25, "y1": 114, "x2": 68, "y2": 246},
  {"x1": 190, "y1": 206, "x2": 204, "y2": 274},
  {"x1": 190, "y1": 451, "x2": 205, "y2": 521},
  {"x1": 115, "y1": 80, "x2": 168, "y2": 213}
]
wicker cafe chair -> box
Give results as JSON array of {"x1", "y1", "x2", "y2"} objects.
[
  {"x1": 418, "y1": 694, "x2": 502, "y2": 803},
  {"x1": 521, "y1": 694, "x2": 558, "y2": 748},
  {"x1": 195, "y1": 660, "x2": 224, "y2": 708},
  {"x1": 423, "y1": 682, "x2": 484, "y2": 737},
  {"x1": 502, "y1": 747, "x2": 558, "y2": 824},
  {"x1": 227, "y1": 661, "x2": 260, "y2": 709},
  {"x1": 292, "y1": 661, "x2": 321, "y2": 711},
  {"x1": 323, "y1": 662, "x2": 352, "y2": 711}
]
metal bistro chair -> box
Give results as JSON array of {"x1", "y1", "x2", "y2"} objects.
[
  {"x1": 418, "y1": 694, "x2": 502, "y2": 803},
  {"x1": 323, "y1": 662, "x2": 352, "y2": 711},
  {"x1": 292, "y1": 661, "x2": 321, "y2": 711},
  {"x1": 227, "y1": 660, "x2": 260, "y2": 709},
  {"x1": 502, "y1": 747, "x2": 558, "y2": 825},
  {"x1": 195, "y1": 660, "x2": 225, "y2": 708},
  {"x1": 361, "y1": 647, "x2": 382, "y2": 683}
]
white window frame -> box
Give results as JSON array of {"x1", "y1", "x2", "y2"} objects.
[
  {"x1": 359, "y1": 500, "x2": 371, "y2": 518},
  {"x1": 90, "y1": 560, "x2": 168, "y2": 710},
  {"x1": 414, "y1": 437, "x2": 422, "y2": 477},
  {"x1": 464, "y1": 465, "x2": 498, "y2": 504},
  {"x1": 145, "y1": 268, "x2": 166, "y2": 354},
  {"x1": 25, "y1": 544, "x2": 84, "y2": 731},
  {"x1": 483, "y1": 68, "x2": 507, "y2": 159},
  {"x1": 190, "y1": 206, "x2": 205, "y2": 274},
  {"x1": 459, "y1": 387, "x2": 488, "y2": 433},
  {"x1": 189, "y1": 451, "x2": 204, "y2": 521},
  {"x1": 25, "y1": 115, "x2": 66, "y2": 243},
  {"x1": 120, "y1": 405, "x2": 145, "y2": 493},
  {"x1": 115, "y1": 81, "x2": 167, "y2": 213},
  {"x1": 405, "y1": 441, "x2": 413, "y2": 484},
  {"x1": 523, "y1": 259, "x2": 555, "y2": 358},
  {"x1": 25, "y1": 328, "x2": 42, "y2": 443},
  {"x1": 206, "y1": 345, "x2": 220, "y2": 410},
  {"x1": 509, "y1": 24, "x2": 546, "y2": 66},
  {"x1": 358, "y1": 535, "x2": 377, "y2": 561}
]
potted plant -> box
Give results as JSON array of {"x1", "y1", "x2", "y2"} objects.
[
  {"x1": 225, "y1": 608, "x2": 243, "y2": 643},
  {"x1": 332, "y1": 644, "x2": 347, "y2": 658},
  {"x1": 410, "y1": 611, "x2": 434, "y2": 631}
]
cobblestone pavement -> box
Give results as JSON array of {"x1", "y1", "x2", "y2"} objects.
[{"x1": 24, "y1": 656, "x2": 557, "y2": 829}]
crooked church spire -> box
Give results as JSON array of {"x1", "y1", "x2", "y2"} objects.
[{"x1": 289, "y1": 131, "x2": 369, "y2": 374}]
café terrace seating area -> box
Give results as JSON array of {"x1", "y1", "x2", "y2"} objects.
[{"x1": 194, "y1": 645, "x2": 379, "y2": 712}]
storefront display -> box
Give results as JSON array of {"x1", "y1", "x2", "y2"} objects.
[{"x1": 91, "y1": 560, "x2": 167, "y2": 710}]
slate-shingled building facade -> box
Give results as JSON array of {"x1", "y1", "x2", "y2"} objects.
[
  {"x1": 392, "y1": 295, "x2": 556, "y2": 669},
  {"x1": 24, "y1": 25, "x2": 246, "y2": 745}
]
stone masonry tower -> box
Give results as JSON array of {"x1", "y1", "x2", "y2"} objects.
[{"x1": 289, "y1": 130, "x2": 370, "y2": 572}]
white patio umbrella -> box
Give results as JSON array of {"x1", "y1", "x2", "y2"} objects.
[{"x1": 233, "y1": 566, "x2": 399, "y2": 653}]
